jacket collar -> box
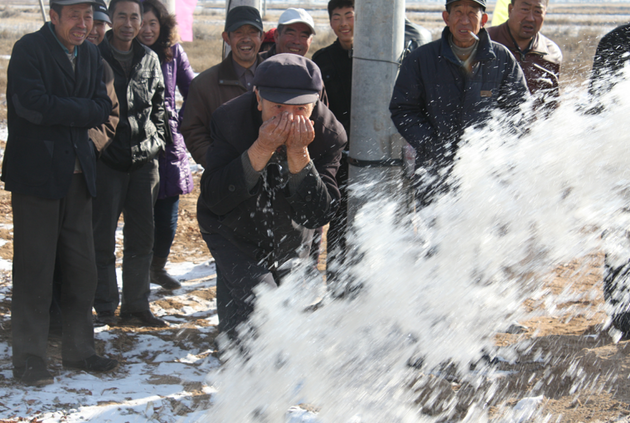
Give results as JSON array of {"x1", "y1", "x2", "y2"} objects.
[
  {"x1": 496, "y1": 21, "x2": 549, "y2": 57},
  {"x1": 440, "y1": 26, "x2": 495, "y2": 66},
  {"x1": 217, "y1": 51, "x2": 263, "y2": 87},
  {"x1": 39, "y1": 23, "x2": 78, "y2": 80},
  {"x1": 101, "y1": 30, "x2": 148, "y2": 68}
]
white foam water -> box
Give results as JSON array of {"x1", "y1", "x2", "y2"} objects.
[{"x1": 200, "y1": 73, "x2": 630, "y2": 422}]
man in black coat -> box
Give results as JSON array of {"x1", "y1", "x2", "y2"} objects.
[
  {"x1": 93, "y1": 0, "x2": 167, "y2": 328},
  {"x1": 197, "y1": 54, "x2": 346, "y2": 341},
  {"x1": 3, "y1": 0, "x2": 118, "y2": 386},
  {"x1": 588, "y1": 24, "x2": 630, "y2": 339},
  {"x1": 390, "y1": 0, "x2": 529, "y2": 206}
]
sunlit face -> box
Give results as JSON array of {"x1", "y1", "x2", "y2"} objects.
[
  {"x1": 507, "y1": 0, "x2": 546, "y2": 45},
  {"x1": 111, "y1": 1, "x2": 142, "y2": 46},
  {"x1": 222, "y1": 24, "x2": 262, "y2": 68},
  {"x1": 87, "y1": 19, "x2": 108, "y2": 45},
  {"x1": 256, "y1": 90, "x2": 315, "y2": 123},
  {"x1": 49, "y1": 3, "x2": 93, "y2": 52},
  {"x1": 442, "y1": 0, "x2": 488, "y2": 48},
  {"x1": 138, "y1": 9, "x2": 160, "y2": 46},
  {"x1": 274, "y1": 22, "x2": 313, "y2": 56},
  {"x1": 330, "y1": 6, "x2": 354, "y2": 49}
]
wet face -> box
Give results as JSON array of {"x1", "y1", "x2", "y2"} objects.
[
  {"x1": 222, "y1": 24, "x2": 262, "y2": 68},
  {"x1": 111, "y1": 1, "x2": 142, "y2": 49},
  {"x1": 138, "y1": 9, "x2": 160, "y2": 46},
  {"x1": 87, "y1": 19, "x2": 108, "y2": 45},
  {"x1": 507, "y1": 0, "x2": 546, "y2": 45},
  {"x1": 274, "y1": 23, "x2": 313, "y2": 56},
  {"x1": 442, "y1": 0, "x2": 488, "y2": 48},
  {"x1": 330, "y1": 6, "x2": 354, "y2": 50},
  {"x1": 256, "y1": 91, "x2": 315, "y2": 123},
  {"x1": 49, "y1": 3, "x2": 93, "y2": 53}
]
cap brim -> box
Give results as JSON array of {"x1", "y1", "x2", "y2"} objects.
[
  {"x1": 279, "y1": 19, "x2": 316, "y2": 35},
  {"x1": 258, "y1": 87, "x2": 319, "y2": 105},
  {"x1": 94, "y1": 11, "x2": 111, "y2": 23},
  {"x1": 226, "y1": 20, "x2": 263, "y2": 33}
]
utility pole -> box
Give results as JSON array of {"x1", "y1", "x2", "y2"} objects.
[
  {"x1": 347, "y1": 0, "x2": 407, "y2": 222},
  {"x1": 165, "y1": 0, "x2": 176, "y2": 15},
  {"x1": 223, "y1": 0, "x2": 262, "y2": 59}
]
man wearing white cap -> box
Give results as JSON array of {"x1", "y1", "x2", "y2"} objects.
[{"x1": 263, "y1": 7, "x2": 316, "y2": 58}]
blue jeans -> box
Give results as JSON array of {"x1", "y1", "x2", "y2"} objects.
[{"x1": 153, "y1": 196, "x2": 179, "y2": 258}]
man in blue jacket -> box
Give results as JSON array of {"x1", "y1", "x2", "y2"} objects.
[
  {"x1": 390, "y1": 0, "x2": 529, "y2": 206},
  {"x1": 3, "y1": 0, "x2": 118, "y2": 386}
]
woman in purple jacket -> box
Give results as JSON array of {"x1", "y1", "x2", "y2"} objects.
[{"x1": 138, "y1": 0, "x2": 195, "y2": 289}]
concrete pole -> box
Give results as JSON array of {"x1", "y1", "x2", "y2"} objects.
[
  {"x1": 347, "y1": 0, "x2": 407, "y2": 222},
  {"x1": 223, "y1": 0, "x2": 262, "y2": 59},
  {"x1": 164, "y1": 0, "x2": 176, "y2": 15}
]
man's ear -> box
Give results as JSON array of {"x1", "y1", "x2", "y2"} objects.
[
  {"x1": 481, "y1": 13, "x2": 488, "y2": 27},
  {"x1": 442, "y1": 10, "x2": 450, "y2": 25},
  {"x1": 255, "y1": 88, "x2": 263, "y2": 112},
  {"x1": 50, "y1": 8, "x2": 60, "y2": 25},
  {"x1": 221, "y1": 31, "x2": 230, "y2": 44}
]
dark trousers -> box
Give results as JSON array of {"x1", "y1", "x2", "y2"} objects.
[
  {"x1": 202, "y1": 233, "x2": 286, "y2": 338},
  {"x1": 93, "y1": 159, "x2": 159, "y2": 314},
  {"x1": 153, "y1": 196, "x2": 179, "y2": 258},
  {"x1": 603, "y1": 256, "x2": 630, "y2": 332},
  {"x1": 12, "y1": 175, "x2": 96, "y2": 368}
]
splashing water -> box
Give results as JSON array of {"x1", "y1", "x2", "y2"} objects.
[{"x1": 201, "y1": 73, "x2": 630, "y2": 423}]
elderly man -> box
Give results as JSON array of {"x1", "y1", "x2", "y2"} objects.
[
  {"x1": 182, "y1": 6, "x2": 264, "y2": 168},
  {"x1": 197, "y1": 54, "x2": 346, "y2": 340},
  {"x1": 4, "y1": 0, "x2": 118, "y2": 385},
  {"x1": 487, "y1": 0, "x2": 562, "y2": 101},
  {"x1": 390, "y1": 0, "x2": 529, "y2": 206},
  {"x1": 94, "y1": 0, "x2": 167, "y2": 327},
  {"x1": 263, "y1": 8, "x2": 316, "y2": 58}
]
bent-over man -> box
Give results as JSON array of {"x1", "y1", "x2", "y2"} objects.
[{"x1": 197, "y1": 54, "x2": 346, "y2": 341}]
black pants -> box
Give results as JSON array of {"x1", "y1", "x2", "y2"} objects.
[
  {"x1": 12, "y1": 175, "x2": 97, "y2": 369},
  {"x1": 202, "y1": 233, "x2": 290, "y2": 339}
]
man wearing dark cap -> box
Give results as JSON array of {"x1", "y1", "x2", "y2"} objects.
[
  {"x1": 197, "y1": 54, "x2": 346, "y2": 341},
  {"x1": 390, "y1": 0, "x2": 529, "y2": 206},
  {"x1": 4, "y1": 0, "x2": 118, "y2": 386},
  {"x1": 182, "y1": 6, "x2": 264, "y2": 168}
]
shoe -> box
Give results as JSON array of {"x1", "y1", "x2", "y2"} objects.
[
  {"x1": 120, "y1": 310, "x2": 169, "y2": 327},
  {"x1": 150, "y1": 256, "x2": 182, "y2": 290},
  {"x1": 13, "y1": 355, "x2": 54, "y2": 386},
  {"x1": 94, "y1": 310, "x2": 117, "y2": 327},
  {"x1": 63, "y1": 354, "x2": 118, "y2": 372}
]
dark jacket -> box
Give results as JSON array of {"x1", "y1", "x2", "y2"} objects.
[
  {"x1": 99, "y1": 31, "x2": 166, "y2": 172},
  {"x1": 589, "y1": 23, "x2": 630, "y2": 97},
  {"x1": 487, "y1": 22, "x2": 562, "y2": 96},
  {"x1": 197, "y1": 92, "x2": 346, "y2": 268},
  {"x1": 312, "y1": 39, "x2": 353, "y2": 135},
  {"x1": 158, "y1": 43, "x2": 195, "y2": 199},
  {"x1": 3, "y1": 24, "x2": 111, "y2": 199},
  {"x1": 390, "y1": 27, "x2": 529, "y2": 169},
  {"x1": 181, "y1": 52, "x2": 264, "y2": 168}
]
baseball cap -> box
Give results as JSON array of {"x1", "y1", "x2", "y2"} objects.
[
  {"x1": 50, "y1": 0, "x2": 100, "y2": 6},
  {"x1": 253, "y1": 53, "x2": 322, "y2": 105},
  {"x1": 93, "y1": 0, "x2": 111, "y2": 23},
  {"x1": 445, "y1": 0, "x2": 487, "y2": 9},
  {"x1": 225, "y1": 6, "x2": 263, "y2": 33},
  {"x1": 278, "y1": 8, "x2": 316, "y2": 35}
]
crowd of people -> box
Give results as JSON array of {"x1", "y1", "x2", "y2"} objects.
[{"x1": 4, "y1": 0, "x2": 629, "y2": 387}]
